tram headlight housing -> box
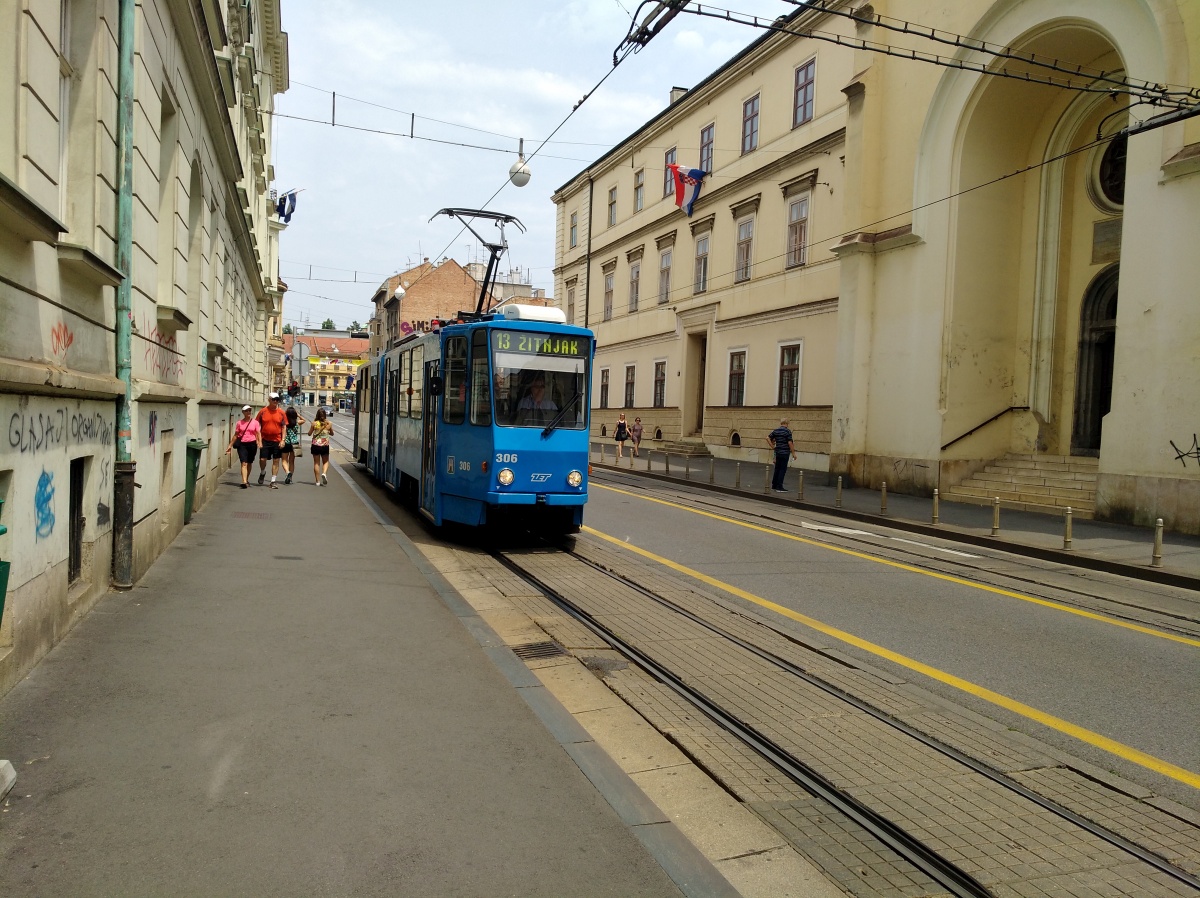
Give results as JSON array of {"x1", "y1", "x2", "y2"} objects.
[
  {"x1": 498, "y1": 468, "x2": 515, "y2": 486},
  {"x1": 567, "y1": 469, "x2": 583, "y2": 488}
]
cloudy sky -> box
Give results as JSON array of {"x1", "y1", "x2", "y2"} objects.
[{"x1": 271, "y1": 0, "x2": 787, "y2": 331}]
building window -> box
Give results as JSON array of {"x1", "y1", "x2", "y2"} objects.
[
  {"x1": 793, "y1": 59, "x2": 815, "y2": 128},
  {"x1": 699, "y1": 123, "x2": 714, "y2": 174},
  {"x1": 735, "y1": 218, "x2": 754, "y2": 282},
  {"x1": 741, "y1": 94, "x2": 759, "y2": 154},
  {"x1": 319, "y1": 375, "x2": 327, "y2": 387},
  {"x1": 778, "y1": 344, "x2": 801, "y2": 406},
  {"x1": 600, "y1": 368, "x2": 610, "y2": 409},
  {"x1": 603, "y1": 271, "x2": 614, "y2": 321},
  {"x1": 663, "y1": 147, "x2": 677, "y2": 197},
  {"x1": 787, "y1": 196, "x2": 809, "y2": 267},
  {"x1": 569, "y1": 211, "x2": 578, "y2": 247},
  {"x1": 58, "y1": 0, "x2": 72, "y2": 221},
  {"x1": 658, "y1": 250, "x2": 672, "y2": 304},
  {"x1": 566, "y1": 284, "x2": 575, "y2": 324},
  {"x1": 629, "y1": 263, "x2": 640, "y2": 312},
  {"x1": 728, "y1": 351, "x2": 746, "y2": 406},
  {"x1": 634, "y1": 169, "x2": 645, "y2": 212},
  {"x1": 653, "y1": 362, "x2": 666, "y2": 408},
  {"x1": 333, "y1": 377, "x2": 340, "y2": 388},
  {"x1": 607, "y1": 187, "x2": 617, "y2": 227},
  {"x1": 624, "y1": 366, "x2": 636, "y2": 408},
  {"x1": 693, "y1": 234, "x2": 709, "y2": 294}
]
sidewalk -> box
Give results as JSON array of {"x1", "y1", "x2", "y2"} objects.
[
  {"x1": 0, "y1": 462, "x2": 728, "y2": 897},
  {"x1": 590, "y1": 445, "x2": 1200, "y2": 592}
]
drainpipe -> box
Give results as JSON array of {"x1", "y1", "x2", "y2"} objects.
[
  {"x1": 583, "y1": 175, "x2": 593, "y2": 326},
  {"x1": 112, "y1": 0, "x2": 136, "y2": 589}
]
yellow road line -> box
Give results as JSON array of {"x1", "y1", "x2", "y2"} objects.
[
  {"x1": 583, "y1": 524, "x2": 1200, "y2": 790},
  {"x1": 592, "y1": 483, "x2": 1200, "y2": 649}
]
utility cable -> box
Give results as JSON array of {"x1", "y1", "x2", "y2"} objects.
[{"x1": 780, "y1": 0, "x2": 1200, "y2": 103}]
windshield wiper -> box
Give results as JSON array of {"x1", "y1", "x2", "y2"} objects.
[{"x1": 542, "y1": 391, "x2": 582, "y2": 438}]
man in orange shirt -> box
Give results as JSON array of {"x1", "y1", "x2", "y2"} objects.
[{"x1": 256, "y1": 392, "x2": 288, "y2": 488}]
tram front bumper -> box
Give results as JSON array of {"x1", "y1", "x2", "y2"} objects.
[{"x1": 487, "y1": 491, "x2": 586, "y2": 506}]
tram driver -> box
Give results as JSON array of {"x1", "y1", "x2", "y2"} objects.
[{"x1": 515, "y1": 372, "x2": 558, "y2": 425}]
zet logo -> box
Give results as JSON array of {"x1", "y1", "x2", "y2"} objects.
[{"x1": 530, "y1": 473, "x2": 551, "y2": 483}]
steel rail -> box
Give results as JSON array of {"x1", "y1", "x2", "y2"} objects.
[
  {"x1": 568, "y1": 550, "x2": 1200, "y2": 891},
  {"x1": 495, "y1": 551, "x2": 994, "y2": 898}
]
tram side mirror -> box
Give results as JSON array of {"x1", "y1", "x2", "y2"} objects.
[{"x1": 429, "y1": 376, "x2": 444, "y2": 396}]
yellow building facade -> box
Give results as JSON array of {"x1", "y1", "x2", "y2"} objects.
[
  {"x1": 0, "y1": 0, "x2": 288, "y2": 694},
  {"x1": 556, "y1": 0, "x2": 1200, "y2": 533}
]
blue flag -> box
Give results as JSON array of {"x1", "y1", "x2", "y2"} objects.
[{"x1": 276, "y1": 191, "x2": 297, "y2": 223}]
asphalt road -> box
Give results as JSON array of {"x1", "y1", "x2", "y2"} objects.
[{"x1": 583, "y1": 470, "x2": 1200, "y2": 811}]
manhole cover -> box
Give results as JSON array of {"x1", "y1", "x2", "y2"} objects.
[
  {"x1": 232, "y1": 511, "x2": 272, "y2": 519},
  {"x1": 511, "y1": 641, "x2": 566, "y2": 660}
]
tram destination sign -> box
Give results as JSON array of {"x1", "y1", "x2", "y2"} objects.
[{"x1": 492, "y1": 332, "x2": 587, "y2": 359}]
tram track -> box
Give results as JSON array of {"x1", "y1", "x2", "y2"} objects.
[{"x1": 495, "y1": 539, "x2": 1200, "y2": 897}]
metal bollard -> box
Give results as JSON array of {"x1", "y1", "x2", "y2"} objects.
[
  {"x1": 735, "y1": 462, "x2": 741, "y2": 489},
  {"x1": 664, "y1": 454, "x2": 670, "y2": 475},
  {"x1": 764, "y1": 465, "x2": 770, "y2": 494},
  {"x1": 797, "y1": 470, "x2": 804, "y2": 500},
  {"x1": 835, "y1": 475, "x2": 843, "y2": 508},
  {"x1": 684, "y1": 456, "x2": 690, "y2": 480},
  {"x1": 991, "y1": 497, "x2": 1000, "y2": 536},
  {"x1": 932, "y1": 488, "x2": 940, "y2": 525},
  {"x1": 709, "y1": 458, "x2": 715, "y2": 484},
  {"x1": 1063, "y1": 508, "x2": 1073, "y2": 550},
  {"x1": 1152, "y1": 518, "x2": 1163, "y2": 568},
  {"x1": 880, "y1": 481, "x2": 888, "y2": 516},
  {"x1": 647, "y1": 450, "x2": 652, "y2": 472}
]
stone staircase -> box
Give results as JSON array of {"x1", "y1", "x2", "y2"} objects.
[
  {"x1": 941, "y1": 454, "x2": 1099, "y2": 518},
  {"x1": 655, "y1": 439, "x2": 712, "y2": 458}
]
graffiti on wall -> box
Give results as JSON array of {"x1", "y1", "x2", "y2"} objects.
[
  {"x1": 8, "y1": 409, "x2": 114, "y2": 454},
  {"x1": 1170, "y1": 434, "x2": 1200, "y2": 468},
  {"x1": 149, "y1": 411, "x2": 158, "y2": 453},
  {"x1": 97, "y1": 458, "x2": 112, "y2": 526},
  {"x1": 141, "y1": 314, "x2": 186, "y2": 383},
  {"x1": 50, "y1": 322, "x2": 74, "y2": 361},
  {"x1": 34, "y1": 469, "x2": 55, "y2": 539}
]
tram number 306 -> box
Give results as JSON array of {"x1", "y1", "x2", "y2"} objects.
[{"x1": 495, "y1": 453, "x2": 518, "y2": 464}]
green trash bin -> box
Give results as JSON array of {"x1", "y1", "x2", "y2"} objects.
[{"x1": 184, "y1": 439, "x2": 209, "y2": 524}]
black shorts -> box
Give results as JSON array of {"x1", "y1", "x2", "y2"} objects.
[
  {"x1": 281, "y1": 442, "x2": 297, "y2": 456},
  {"x1": 236, "y1": 442, "x2": 257, "y2": 464},
  {"x1": 260, "y1": 441, "x2": 283, "y2": 460},
  {"x1": 310, "y1": 444, "x2": 330, "y2": 458}
]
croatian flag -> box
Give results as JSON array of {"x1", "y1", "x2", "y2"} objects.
[{"x1": 668, "y1": 164, "x2": 706, "y2": 216}]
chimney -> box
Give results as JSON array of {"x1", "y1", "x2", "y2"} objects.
[{"x1": 670, "y1": 86, "x2": 687, "y2": 104}]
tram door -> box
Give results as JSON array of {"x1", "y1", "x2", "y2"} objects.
[{"x1": 420, "y1": 359, "x2": 440, "y2": 517}]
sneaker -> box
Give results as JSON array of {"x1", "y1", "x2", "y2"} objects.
[
  {"x1": 285, "y1": 474, "x2": 292, "y2": 484},
  {"x1": 321, "y1": 473, "x2": 328, "y2": 486},
  {"x1": 269, "y1": 482, "x2": 279, "y2": 490},
  {"x1": 241, "y1": 483, "x2": 248, "y2": 489},
  {"x1": 258, "y1": 472, "x2": 265, "y2": 485}
]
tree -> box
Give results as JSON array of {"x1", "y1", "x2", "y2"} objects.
[
  {"x1": 321, "y1": 318, "x2": 335, "y2": 330},
  {"x1": 283, "y1": 323, "x2": 292, "y2": 334},
  {"x1": 349, "y1": 320, "x2": 362, "y2": 331}
]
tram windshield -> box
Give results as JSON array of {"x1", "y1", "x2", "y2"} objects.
[{"x1": 491, "y1": 331, "x2": 589, "y2": 429}]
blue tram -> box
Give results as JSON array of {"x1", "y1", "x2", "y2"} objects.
[{"x1": 354, "y1": 304, "x2": 594, "y2": 532}]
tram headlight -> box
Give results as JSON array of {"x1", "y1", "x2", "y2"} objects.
[
  {"x1": 498, "y1": 467, "x2": 515, "y2": 486},
  {"x1": 567, "y1": 469, "x2": 583, "y2": 488}
]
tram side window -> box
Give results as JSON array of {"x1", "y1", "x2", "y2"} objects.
[
  {"x1": 411, "y1": 344, "x2": 423, "y2": 417},
  {"x1": 443, "y1": 337, "x2": 467, "y2": 424},
  {"x1": 397, "y1": 351, "x2": 410, "y2": 417},
  {"x1": 470, "y1": 330, "x2": 492, "y2": 426}
]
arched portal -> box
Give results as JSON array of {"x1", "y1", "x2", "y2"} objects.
[
  {"x1": 1071, "y1": 265, "x2": 1119, "y2": 456},
  {"x1": 934, "y1": 21, "x2": 1132, "y2": 459}
]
